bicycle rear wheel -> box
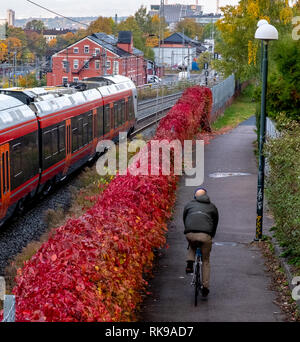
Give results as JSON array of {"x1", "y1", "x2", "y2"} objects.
[{"x1": 194, "y1": 262, "x2": 201, "y2": 306}]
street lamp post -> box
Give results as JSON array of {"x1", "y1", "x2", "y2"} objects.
[
  {"x1": 257, "y1": 19, "x2": 269, "y2": 75},
  {"x1": 254, "y1": 23, "x2": 278, "y2": 241}
]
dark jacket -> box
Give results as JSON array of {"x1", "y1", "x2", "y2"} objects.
[{"x1": 183, "y1": 194, "x2": 219, "y2": 237}]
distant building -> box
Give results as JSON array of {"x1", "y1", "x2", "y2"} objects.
[
  {"x1": 42, "y1": 29, "x2": 75, "y2": 43},
  {"x1": 187, "y1": 13, "x2": 223, "y2": 25},
  {"x1": 153, "y1": 32, "x2": 206, "y2": 69},
  {"x1": 7, "y1": 9, "x2": 15, "y2": 26},
  {"x1": 149, "y1": 3, "x2": 203, "y2": 28},
  {"x1": 47, "y1": 31, "x2": 146, "y2": 86}
]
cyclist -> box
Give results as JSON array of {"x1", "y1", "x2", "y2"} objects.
[{"x1": 183, "y1": 187, "x2": 219, "y2": 297}]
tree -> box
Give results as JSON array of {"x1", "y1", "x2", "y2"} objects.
[
  {"x1": 214, "y1": 0, "x2": 294, "y2": 81},
  {"x1": 134, "y1": 6, "x2": 152, "y2": 35},
  {"x1": 0, "y1": 42, "x2": 7, "y2": 62},
  {"x1": 25, "y1": 31, "x2": 47, "y2": 58},
  {"x1": 87, "y1": 16, "x2": 114, "y2": 35},
  {"x1": 176, "y1": 18, "x2": 204, "y2": 40},
  {"x1": 117, "y1": 16, "x2": 154, "y2": 60},
  {"x1": 25, "y1": 19, "x2": 45, "y2": 32},
  {"x1": 4, "y1": 37, "x2": 23, "y2": 60},
  {"x1": 266, "y1": 34, "x2": 300, "y2": 121}
]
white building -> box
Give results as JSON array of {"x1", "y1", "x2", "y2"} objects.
[{"x1": 7, "y1": 9, "x2": 15, "y2": 26}]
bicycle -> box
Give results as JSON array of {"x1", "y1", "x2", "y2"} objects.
[{"x1": 191, "y1": 245, "x2": 203, "y2": 307}]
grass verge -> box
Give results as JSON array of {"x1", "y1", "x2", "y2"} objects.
[{"x1": 212, "y1": 85, "x2": 257, "y2": 132}]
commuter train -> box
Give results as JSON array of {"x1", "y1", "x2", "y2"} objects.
[{"x1": 0, "y1": 75, "x2": 138, "y2": 227}]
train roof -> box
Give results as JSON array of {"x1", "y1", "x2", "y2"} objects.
[
  {"x1": 33, "y1": 76, "x2": 136, "y2": 117},
  {"x1": 0, "y1": 87, "x2": 76, "y2": 105},
  {"x1": 0, "y1": 94, "x2": 36, "y2": 131}
]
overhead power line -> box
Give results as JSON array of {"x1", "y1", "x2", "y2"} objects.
[{"x1": 25, "y1": 0, "x2": 89, "y2": 27}]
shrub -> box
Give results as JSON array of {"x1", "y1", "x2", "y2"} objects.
[
  {"x1": 5, "y1": 86, "x2": 212, "y2": 322},
  {"x1": 265, "y1": 120, "x2": 300, "y2": 268}
]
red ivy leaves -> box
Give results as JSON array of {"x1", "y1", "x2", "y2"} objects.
[{"x1": 11, "y1": 86, "x2": 212, "y2": 322}]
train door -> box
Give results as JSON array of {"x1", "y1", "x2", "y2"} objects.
[
  {"x1": 63, "y1": 119, "x2": 72, "y2": 174},
  {"x1": 0, "y1": 143, "x2": 11, "y2": 219}
]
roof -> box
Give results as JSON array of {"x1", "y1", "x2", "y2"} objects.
[
  {"x1": 163, "y1": 32, "x2": 196, "y2": 45},
  {"x1": 89, "y1": 32, "x2": 143, "y2": 57},
  {"x1": 160, "y1": 32, "x2": 204, "y2": 48}
]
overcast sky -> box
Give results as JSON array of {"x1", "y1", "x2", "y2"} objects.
[{"x1": 0, "y1": 0, "x2": 240, "y2": 19}]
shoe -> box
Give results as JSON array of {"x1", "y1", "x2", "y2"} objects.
[
  {"x1": 185, "y1": 261, "x2": 194, "y2": 274},
  {"x1": 201, "y1": 287, "x2": 210, "y2": 297}
]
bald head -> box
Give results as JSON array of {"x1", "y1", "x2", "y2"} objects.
[{"x1": 195, "y1": 189, "x2": 206, "y2": 197}]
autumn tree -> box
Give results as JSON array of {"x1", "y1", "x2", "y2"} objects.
[
  {"x1": 87, "y1": 16, "x2": 114, "y2": 35},
  {"x1": 214, "y1": 0, "x2": 293, "y2": 81},
  {"x1": 25, "y1": 30, "x2": 47, "y2": 58},
  {"x1": 176, "y1": 18, "x2": 204, "y2": 40},
  {"x1": 0, "y1": 42, "x2": 7, "y2": 62}
]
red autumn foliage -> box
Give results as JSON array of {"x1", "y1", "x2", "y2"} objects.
[{"x1": 5, "y1": 86, "x2": 212, "y2": 322}]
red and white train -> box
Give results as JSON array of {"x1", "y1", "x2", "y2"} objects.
[{"x1": 0, "y1": 75, "x2": 137, "y2": 226}]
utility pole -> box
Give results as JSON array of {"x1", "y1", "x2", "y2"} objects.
[
  {"x1": 13, "y1": 51, "x2": 17, "y2": 87},
  {"x1": 160, "y1": 0, "x2": 165, "y2": 70}
]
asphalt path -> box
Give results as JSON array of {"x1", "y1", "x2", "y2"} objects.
[{"x1": 140, "y1": 117, "x2": 285, "y2": 322}]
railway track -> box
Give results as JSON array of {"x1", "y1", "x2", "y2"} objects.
[{"x1": 0, "y1": 92, "x2": 180, "y2": 275}]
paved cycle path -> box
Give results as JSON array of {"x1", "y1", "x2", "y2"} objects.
[{"x1": 140, "y1": 117, "x2": 285, "y2": 322}]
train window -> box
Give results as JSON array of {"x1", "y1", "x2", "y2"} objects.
[
  {"x1": 2, "y1": 153, "x2": 5, "y2": 194},
  {"x1": 72, "y1": 126, "x2": 78, "y2": 152},
  {"x1": 97, "y1": 107, "x2": 103, "y2": 137},
  {"x1": 52, "y1": 128, "x2": 59, "y2": 156},
  {"x1": 78, "y1": 117, "x2": 84, "y2": 148},
  {"x1": 6, "y1": 152, "x2": 9, "y2": 193},
  {"x1": 128, "y1": 97, "x2": 135, "y2": 120},
  {"x1": 88, "y1": 113, "x2": 93, "y2": 142},
  {"x1": 43, "y1": 130, "x2": 52, "y2": 160},
  {"x1": 121, "y1": 99, "x2": 125, "y2": 123},
  {"x1": 104, "y1": 105, "x2": 110, "y2": 134},
  {"x1": 58, "y1": 125, "x2": 65, "y2": 153},
  {"x1": 12, "y1": 143, "x2": 22, "y2": 178},
  {"x1": 125, "y1": 99, "x2": 129, "y2": 121},
  {"x1": 118, "y1": 101, "x2": 123, "y2": 126},
  {"x1": 114, "y1": 103, "x2": 118, "y2": 129}
]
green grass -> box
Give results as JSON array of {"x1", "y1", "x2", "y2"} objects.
[{"x1": 212, "y1": 86, "x2": 257, "y2": 131}]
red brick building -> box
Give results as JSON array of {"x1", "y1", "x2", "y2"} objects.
[{"x1": 47, "y1": 31, "x2": 146, "y2": 86}]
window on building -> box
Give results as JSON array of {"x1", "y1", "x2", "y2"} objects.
[
  {"x1": 113, "y1": 61, "x2": 119, "y2": 75},
  {"x1": 94, "y1": 48, "x2": 100, "y2": 55},
  {"x1": 106, "y1": 60, "x2": 111, "y2": 70},
  {"x1": 62, "y1": 77, "x2": 68, "y2": 85},
  {"x1": 73, "y1": 59, "x2": 79, "y2": 69},
  {"x1": 95, "y1": 60, "x2": 100, "y2": 70},
  {"x1": 84, "y1": 45, "x2": 90, "y2": 54},
  {"x1": 73, "y1": 47, "x2": 79, "y2": 53},
  {"x1": 73, "y1": 77, "x2": 79, "y2": 83},
  {"x1": 84, "y1": 60, "x2": 89, "y2": 69}
]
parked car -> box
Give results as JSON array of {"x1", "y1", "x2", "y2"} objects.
[{"x1": 147, "y1": 75, "x2": 162, "y2": 84}]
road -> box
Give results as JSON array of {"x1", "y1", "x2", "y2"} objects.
[{"x1": 140, "y1": 117, "x2": 285, "y2": 322}]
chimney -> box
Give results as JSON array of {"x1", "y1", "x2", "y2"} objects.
[{"x1": 117, "y1": 31, "x2": 133, "y2": 54}]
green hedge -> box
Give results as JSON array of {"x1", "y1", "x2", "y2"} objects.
[{"x1": 265, "y1": 121, "x2": 300, "y2": 268}]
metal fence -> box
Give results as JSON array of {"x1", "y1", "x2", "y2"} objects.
[
  {"x1": 265, "y1": 117, "x2": 280, "y2": 175},
  {"x1": 266, "y1": 117, "x2": 280, "y2": 139},
  {"x1": 211, "y1": 74, "x2": 235, "y2": 114}
]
